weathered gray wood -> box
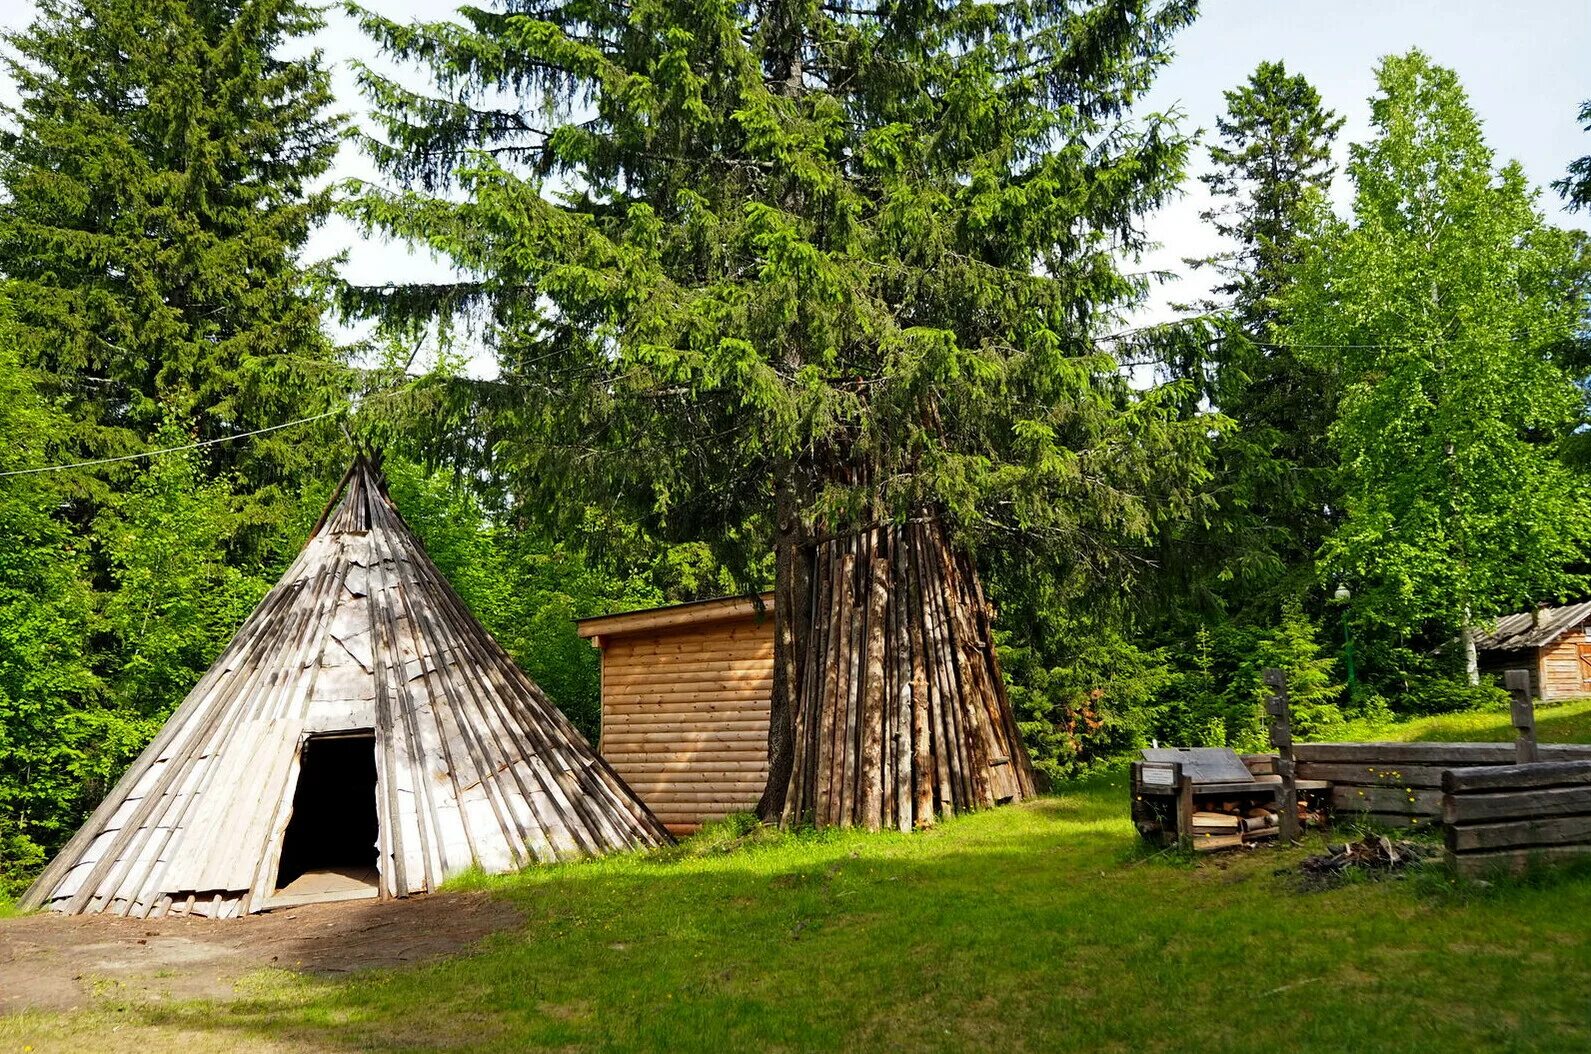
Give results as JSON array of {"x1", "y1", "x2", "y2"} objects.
[
  {"x1": 1140, "y1": 748, "x2": 1253, "y2": 785},
  {"x1": 1506, "y1": 669, "x2": 1539, "y2": 765},
  {"x1": 1449, "y1": 843, "x2": 1591, "y2": 878},
  {"x1": 1331, "y1": 785, "x2": 1444, "y2": 816},
  {"x1": 1296, "y1": 762, "x2": 1449, "y2": 788},
  {"x1": 783, "y1": 517, "x2": 1031, "y2": 829},
  {"x1": 1447, "y1": 813, "x2": 1591, "y2": 852},
  {"x1": 1240, "y1": 754, "x2": 1277, "y2": 776},
  {"x1": 1263, "y1": 669, "x2": 1298, "y2": 842},
  {"x1": 1175, "y1": 766, "x2": 1194, "y2": 850},
  {"x1": 24, "y1": 456, "x2": 672, "y2": 918},
  {"x1": 1444, "y1": 784, "x2": 1591, "y2": 825},
  {"x1": 1442, "y1": 760, "x2": 1591, "y2": 793},
  {"x1": 1295, "y1": 742, "x2": 1591, "y2": 764},
  {"x1": 1275, "y1": 756, "x2": 1300, "y2": 843},
  {"x1": 1344, "y1": 811, "x2": 1435, "y2": 831}
]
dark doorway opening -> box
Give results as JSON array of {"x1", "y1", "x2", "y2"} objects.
[{"x1": 274, "y1": 731, "x2": 379, "y2": 896}]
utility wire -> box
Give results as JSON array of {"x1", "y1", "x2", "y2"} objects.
[
  {"x1": 19, "y1": 323, "x2": 1549, "y2": 482},
  {"x1": 0, "y1": 408, "x2": 346, "y2": 480}
]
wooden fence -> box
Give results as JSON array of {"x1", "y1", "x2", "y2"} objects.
[
  {"x1": 1294, "y1": 742, "x2": 1591, "y2": 830},
  {"x1": 1442, "y1": 760, "x2": 1591, "y2": 877}
]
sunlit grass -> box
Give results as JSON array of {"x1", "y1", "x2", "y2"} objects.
[
  {"x1": 4, "y1": 708, "x2": 1591, "y2": 1051},
  {"x1": 1339, "y1": 696, "x2": 1591, "y2": 744}
]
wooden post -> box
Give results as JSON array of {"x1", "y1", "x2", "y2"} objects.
[
  {"x1": 1264, "y1": 667, "x2": 1300, "y2": 843},
  {"x1": 1507, "y1": 668, "x2": 1539, "y2": 765},
  {"x1": 1173, "y1": 762, "x2": 1193, "y2": 851}
]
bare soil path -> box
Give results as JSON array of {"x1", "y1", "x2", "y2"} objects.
[{"x1": 0, "y1": 891, "x2": 522, "y2": 1014}]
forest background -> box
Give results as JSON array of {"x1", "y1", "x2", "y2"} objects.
[{"x1": 0, "y1": 0, "x2": 1589, "y2": 894}]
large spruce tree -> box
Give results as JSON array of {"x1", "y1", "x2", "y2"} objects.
[
  {"x1": 1288, "y1": 52, "x2": 1591, "y2": 685},
  {"x1": 0, "y1": 0, "x2": 347, "y2": 544},
  {"x1": 348, "y1": 0, "x2": 1212, "y2": 822},
  {"x1": 1199, "y1": 61, "x2": 1343, "y2": 324},
  {"x1": 1558, "y1": 100, "x2": 1591, "y2": 212},
  {"x1": 1170, "y1": 61, "x2": 1343, "y2": 614}
]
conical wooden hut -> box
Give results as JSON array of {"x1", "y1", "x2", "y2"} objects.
[{"x1": 21, "y1": 456, "x2": 671, "y2": 918}]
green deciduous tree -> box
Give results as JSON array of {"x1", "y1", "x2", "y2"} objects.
[
  {"x1": 1287, "y1": 51, "x2": 1591, "y2": 687},
  {"x1": 96, "y1": 426, "x2": 275, "y2": 722},
  {"x1": 0, "y1": 301, "x2": 105, "y2": 893},
  {"x1": 346, "y1": 0, "x2": 1215, "y2": 817},
  {"x1": 0, "y1": 0, "x2": 348, "y2": 547}
]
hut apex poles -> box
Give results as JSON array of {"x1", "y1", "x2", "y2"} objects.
[{"x1": 1263, "y1": 668, "x2": 1300, "y2": 843}]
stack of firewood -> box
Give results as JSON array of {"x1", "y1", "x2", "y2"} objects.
[{"x1": 1188, "y1": 795, "x2": 1329, "y2": 851}]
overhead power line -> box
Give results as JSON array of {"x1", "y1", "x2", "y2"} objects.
[{"x1": 0, "y1": 408, "x2": 346, "y2": 480}]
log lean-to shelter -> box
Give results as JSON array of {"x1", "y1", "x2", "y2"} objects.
[
  {"x1": 20, "y1": 455, "x2": 672, "y2": 919},
  {"x1": 1474, "y1": 601, "x2": 1591, "y2": 701},
  {"x1": 576, "y1": 594, "x2": 776, "y2": 835},
  {"x1": 777, "y1": 521, "x2": 1037, "y2": 829}
]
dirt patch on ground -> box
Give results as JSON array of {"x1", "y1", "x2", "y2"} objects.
[{"x1": 0, "y1": 890, "x2": 522, "y2": 1014}]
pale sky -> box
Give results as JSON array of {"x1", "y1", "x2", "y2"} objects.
[{"x1": 3, "y1": 1, "x2": 1589, "y2": 356}]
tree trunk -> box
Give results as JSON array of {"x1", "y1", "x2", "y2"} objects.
[
  {"x1": 778, "y1": 514, "x2": 1035, "y2": 829},
  {"x1": 756, "y1": 477, "x2": 809, "y2": 821},
  {"x1": 1462, "y1": 606, "x2": 1479, "y2": 687}
]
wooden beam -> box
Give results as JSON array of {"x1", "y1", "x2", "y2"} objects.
[
  {"x1": 575, "y1": 593, "x2": 775, "y2": 639},
  {"x1": 1442, "y1": 760, "x2": 1591, "y2": 794}
]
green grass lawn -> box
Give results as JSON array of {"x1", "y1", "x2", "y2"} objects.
[
  {"x1": 1337, "y1": 695, "x2": 1591, "y2": 745},
  {"x1": 5, "y1": 707, "x2": 1591, "y2": 1052}
]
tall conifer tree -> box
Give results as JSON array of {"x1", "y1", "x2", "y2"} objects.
[
  {"x1": 1169, "y1": 62, "x2": 1343, "y2": 614},
  {"x1": 348, "y1": 0, "x2": 1212, "y2": 821},
  {"x1": 1558, "y1": 100, "x2": 1591, "y2": 212},
  {"x1": 0, "y1": 0, "x2": 347, "y2": 545}
]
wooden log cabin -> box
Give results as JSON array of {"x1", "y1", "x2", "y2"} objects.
[
  {"x1": 1474, "y1": 600, "x2": 1591, "y2": 701},
  {"x1": 577, "y1": 594, "x2": 775, "y2": 834}
]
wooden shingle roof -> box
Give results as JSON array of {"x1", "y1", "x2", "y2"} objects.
[{"x1": 1473, "y1": 601, "x2": 1591, "y2": 652}]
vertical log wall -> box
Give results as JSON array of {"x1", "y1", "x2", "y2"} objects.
[{"x1": 780, "y1": 518, "x2": 1036, "y2": 829}]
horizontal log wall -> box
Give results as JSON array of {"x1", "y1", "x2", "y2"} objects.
[
  {"x1": 598, "y1": 616, "x2": 774, "y2": 834},
  {"x1": 1443, "y1": 760, "x2": 1591, "y2": 877},
  {"x1": 1294, "y1": 742, "x2": 1591, "y2": 830}
]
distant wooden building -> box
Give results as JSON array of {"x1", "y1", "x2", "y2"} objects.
[
  {"x1": 577, "y1": 594, "x2": 775, "y2": 834},
  {"x1": 1474, "y1": 601, "x2": 1591, "y2": 700}
]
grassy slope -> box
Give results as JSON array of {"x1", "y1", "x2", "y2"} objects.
[
  {"x1": 1337, "y1": 696, "x2": 1591, "y2": 745},
  {"x1": 5, "y1": 706, "x2": 1591, "y2": 1052}
]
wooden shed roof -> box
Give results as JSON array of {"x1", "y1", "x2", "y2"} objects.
[
  {"x1": 1473, "y1": 600, "x2": 1591, "y2": 652},
  {"x1": 575, "y1": 592, "x2": 775, "y2": 641}
]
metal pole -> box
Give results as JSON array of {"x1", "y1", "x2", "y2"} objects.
[{"x1": 1342, "y1": 607, "x2": 1357, "y2": 700}]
